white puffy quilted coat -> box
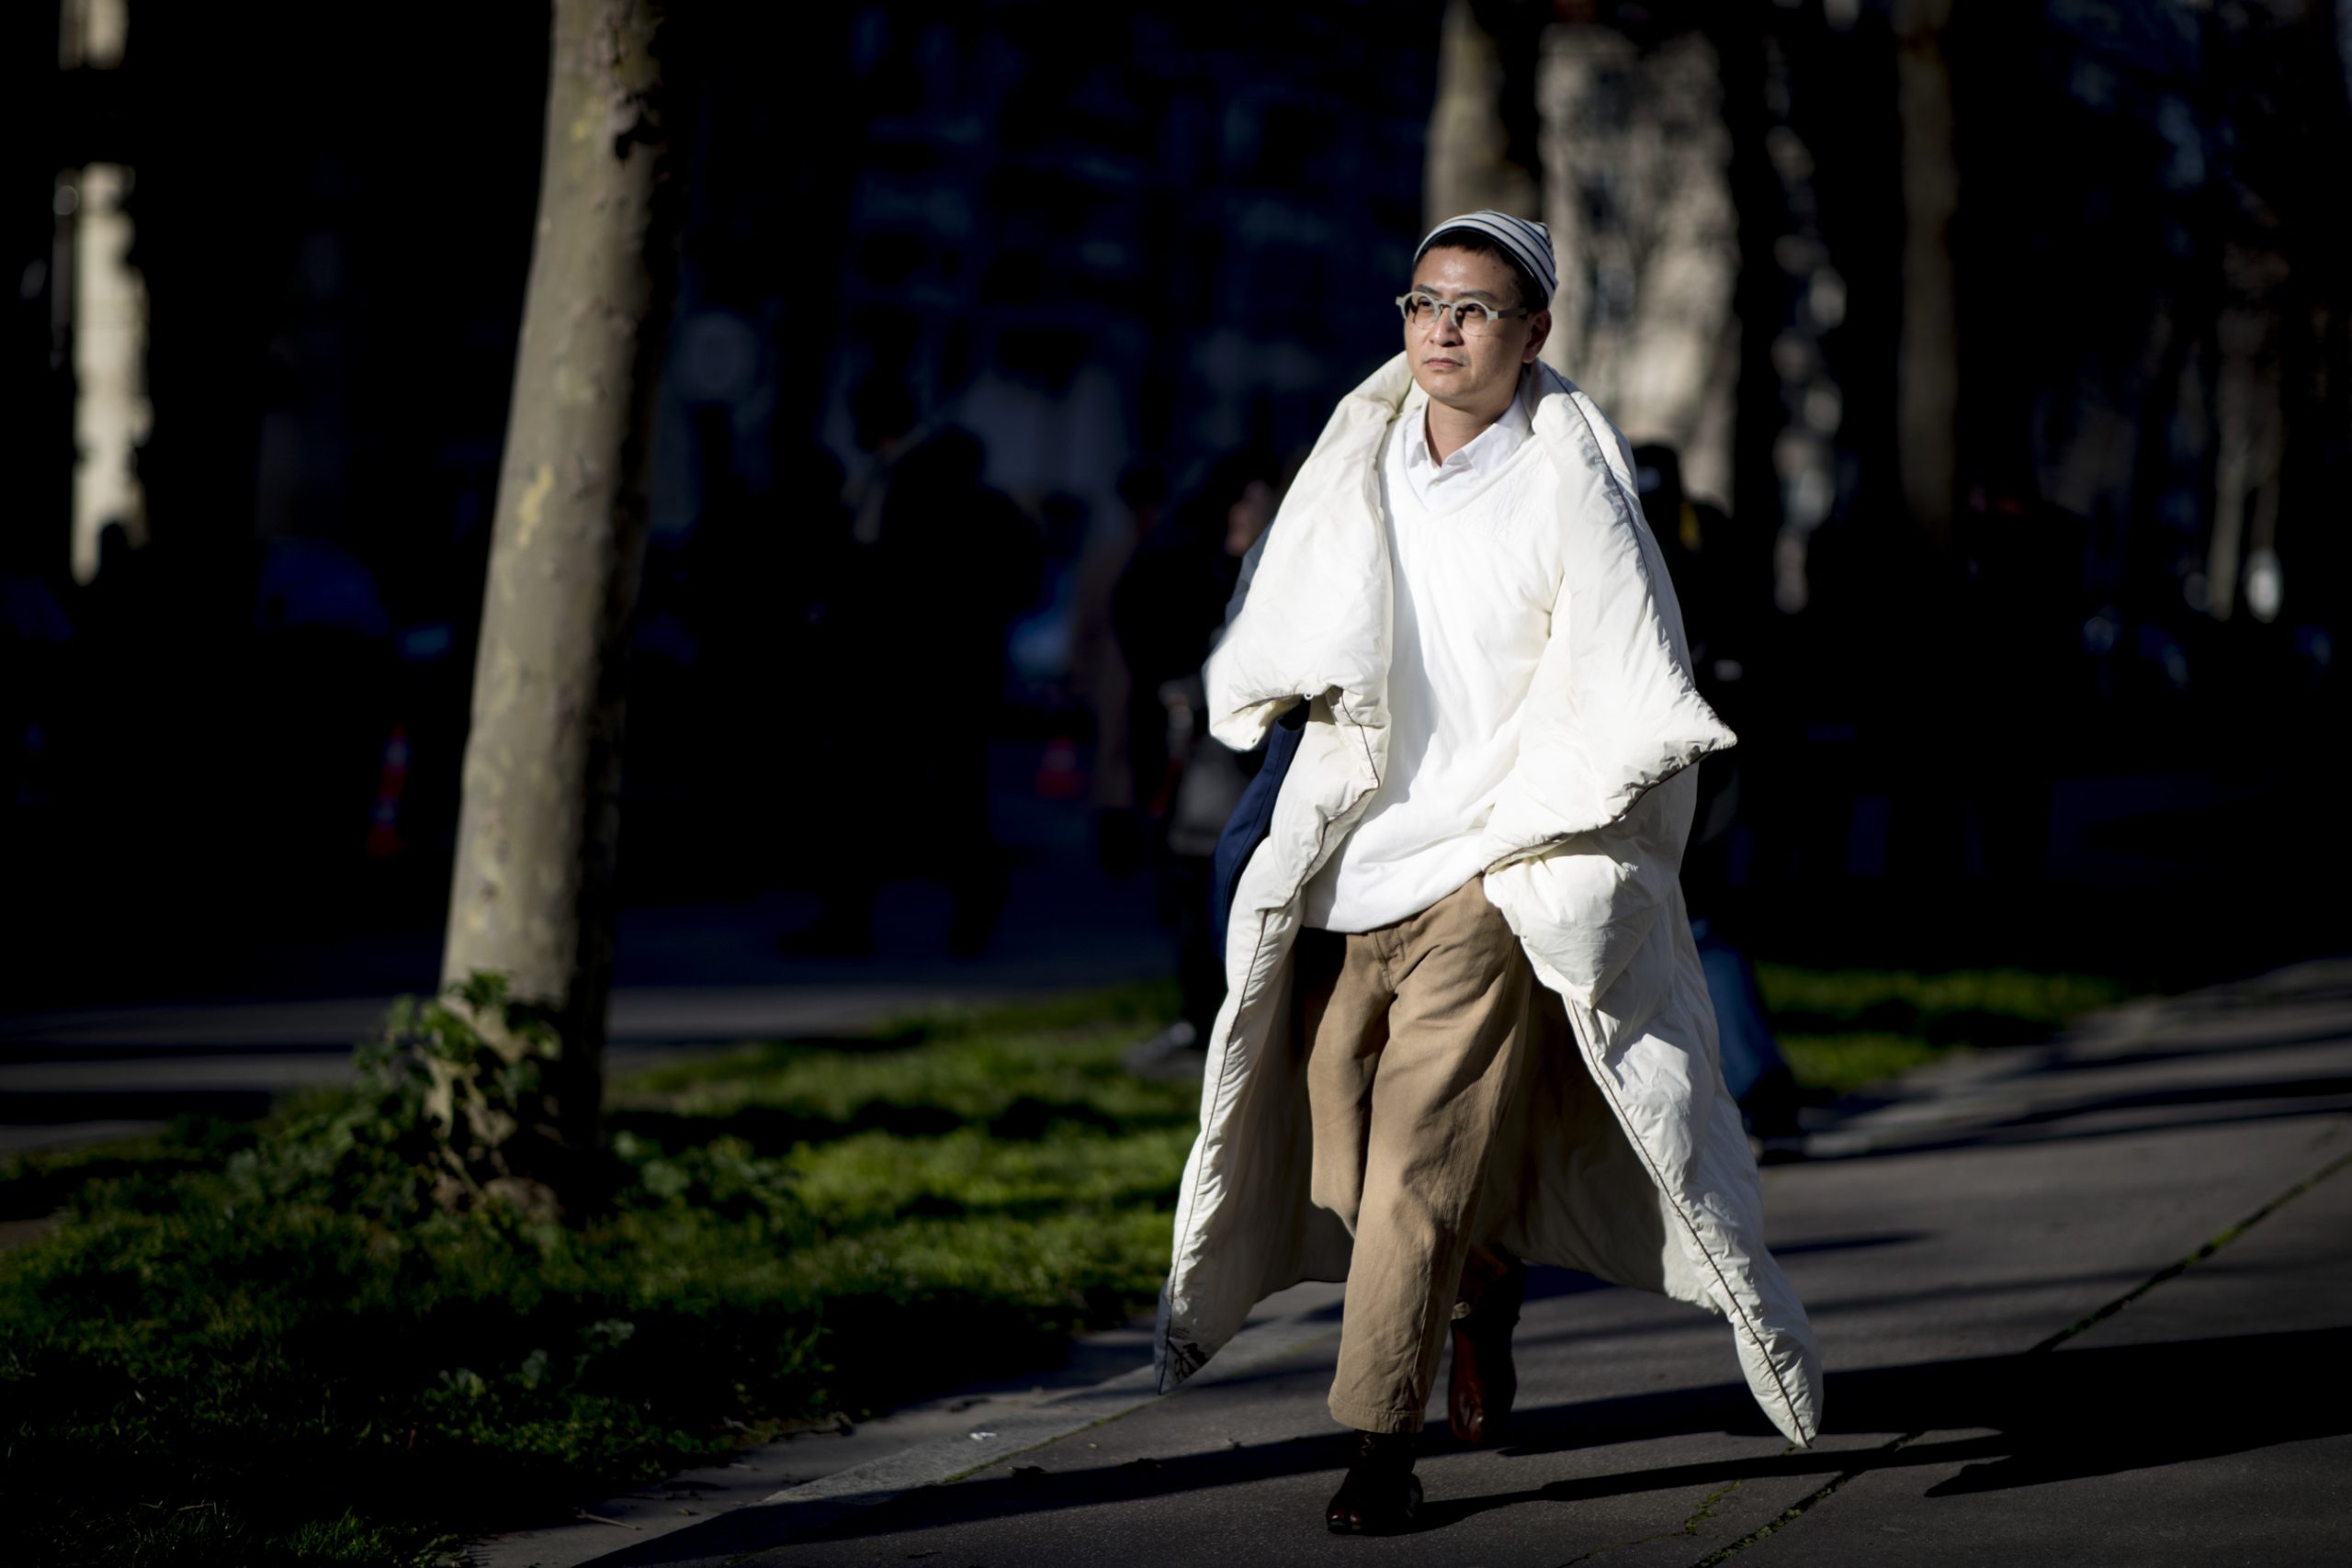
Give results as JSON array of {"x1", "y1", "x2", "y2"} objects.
[{"x1": 1153, "y1": 353, "x2": 1823, "y2": 1448}]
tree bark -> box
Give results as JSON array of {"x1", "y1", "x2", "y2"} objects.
[
  {"x1": 1894, "y1": 0, "x2": 1959, "y2": 554},
  {"x1": 434, "y1": 0, "x2": 675, "y2": 1219},
  {"x1": 1536, "y1": 21, "x2": 1740, "y2": 506},
  {"x1": 1425, "y1": 0, "x2": 1543, "y2": 226}
]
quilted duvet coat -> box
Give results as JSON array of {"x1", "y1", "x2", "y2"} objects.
[{"x1": 1153, "y1": 353, "x2": 1823, "y2": 1447}]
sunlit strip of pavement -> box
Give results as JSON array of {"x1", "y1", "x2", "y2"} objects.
[{"x1": 0, "y1": 981, "x2": 1141, "y2": 1157}]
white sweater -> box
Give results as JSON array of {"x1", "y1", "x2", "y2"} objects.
[{"x1": 1303, "y1": 371, "x2": 1565, "y2": 932}]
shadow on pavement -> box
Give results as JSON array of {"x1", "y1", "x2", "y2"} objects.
[
  {"x1": 1435, "y1": 1325, "x2": 2350, "y2": 1521},
  {"x1": 1814, "y1": 1064, "x2": 2352, "y2": 1163},
  {"x1": 595, "y1": 1326, "x2": 2348, "y2": 1560},
  {"x1": 2029, "y1": 1018, "x2": 2352, "y2": 1077}
]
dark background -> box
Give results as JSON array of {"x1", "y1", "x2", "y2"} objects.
[{"x1": 4, "y1": 0, "x2": 2346, "y2": 1017}]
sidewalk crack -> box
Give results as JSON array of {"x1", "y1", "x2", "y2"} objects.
[
  {"x1": 1551, "y1": 1472, "x2": 1750, "y2": 1566},
  {"x1": 1684, "y1": 1135, "x2": 2352, "y2": 1567},
  {"x1": 1688, "y1": 1432, "x2": 1922, "y2": 1568},
  {"x1": 2026, "y1": 1143, "x2": 2352, "y2": 1356}
]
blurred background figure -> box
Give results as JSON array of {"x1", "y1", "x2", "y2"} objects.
[
  {"x1": 783, "y1": 377, "x2": 1042, "y2": 959},
  {"x1": 666, "y1": 405, "x2": 844, "y2": 899},
  {"x1": 0, "y1": 563, "x2": 77, "y2": 901},
  {"x1": 1114, "y1": 449, "x2": 1283, "y2": 1074},
  {"x1": 1070, "y1": 460, "x2": 1168, "y2": 880}
]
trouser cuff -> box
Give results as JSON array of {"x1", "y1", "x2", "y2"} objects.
[{"x1": 1328, "y1": 1395, "x2": 1424, "y2": 1435}]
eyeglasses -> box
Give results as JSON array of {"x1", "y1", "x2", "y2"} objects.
[{"x1": 1396, "y1": 291, "x2": 1532, "y2": 336}]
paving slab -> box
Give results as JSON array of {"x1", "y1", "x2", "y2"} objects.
[
  {"x1": 471, "y1": 1285, "x2": 1349, "y2": 1568},
  {"x1": 1734, "y1": 1131, "x2": 2352, "y2": 1568},
  {"x1": 477, "y1": 961, "x2": 2352, "y2": 1568},
  {"x1": 466, "y1": 1322, "x2": 1170, "y2": 1568}
]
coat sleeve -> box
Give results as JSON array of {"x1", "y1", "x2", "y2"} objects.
[
  {"x1": 1476, "y1": 390, "x2": 1736, "y2": 1006},
  {"x1": 1479, "y1": 393, "x2": 1734, "y2": 855},
  {"x1": 1484, "y1": 769, "x2": 1698, "y2": 1008},
  {"x1": 1202, "y1": 359, "x2": 1409, "y2": 752}
]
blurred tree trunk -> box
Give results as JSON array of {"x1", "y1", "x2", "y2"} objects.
[
  {"x1": 1535, "y1": 17, "x2": 1740, "y2": 507},
  {"x1": 1894, "y1": 0, "x2": 1958, "y2": 553},
  {"x1": 1425, "y1": 0, "x2": 1544, "y2": 225},
  {"x1": 434, "y1": 0, "x2": 677, "y2": 1220}
]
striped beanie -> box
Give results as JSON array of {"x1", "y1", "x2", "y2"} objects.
[{"x1": 1413, "y1": 210, "x2": 1558, "y2": 307}]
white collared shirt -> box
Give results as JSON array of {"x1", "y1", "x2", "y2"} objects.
[
  {"x1": 1303, "y1": 366, "x2": 1564, "y2": 933},
  {"x1": 1398, "y1": 367, "x2": 1537, "y2": 513}
]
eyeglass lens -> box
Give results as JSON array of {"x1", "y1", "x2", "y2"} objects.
[{"x1": 1401, "y1": 294, "x2": 1501, "y2": 334}]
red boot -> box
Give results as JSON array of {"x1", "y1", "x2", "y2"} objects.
[{"x1": 1448, "y1": 1249, "x2": 1526, "y2": 1444}]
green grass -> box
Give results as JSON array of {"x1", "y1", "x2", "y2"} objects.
[
  {"x1": 0, "y1": 964, "x2": 2135, "y2": 1564},
  {"x1": 1772, "y1": 1030, "x2": 1948, "y2": 1095},
  {"x1": 1756, "y1": 964, "x2": 2131, "y2": 1096},
  {"x1": 0, "y1": 983, "x2": 1196, "y2": 1568}
]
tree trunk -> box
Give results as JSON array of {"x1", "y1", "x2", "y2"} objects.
[
  {"x1": 1894, "y1": 0, "x2": 1959, "y2": 554},
  {"x1": 1536, "y1": 21, "x2": 1740, "y2": 506},
  {"x1": 434, "y1": 0, "x2": 675, "y2": 1220},
  {"x1": 1425, "y1": 0, "x2": 1543, "y2": 226}
]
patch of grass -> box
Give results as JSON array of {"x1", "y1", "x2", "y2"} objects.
[
  {"x1": 1756, "y1": 965, "x2": 2131, "y2": 1096},
  {"x1": 0, "y1": 983, "x2": 1192, "y2": 1568},
  {"x1": 1773, "y1": 1032, "x2": 1947, "y2": 1096},
  {"x1": 608, "y1": 1007, "x2": 1198, "y2": 1154},
  {"x1": 0, "y1": 1113, "x2": 259, "y2": 1222}
]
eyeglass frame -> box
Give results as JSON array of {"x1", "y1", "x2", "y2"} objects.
[{"x1": 1395, "y1": 290, "x2": 1535, "y2": 334}]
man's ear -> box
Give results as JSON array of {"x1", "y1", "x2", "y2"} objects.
[{"x1": 1523, "y1": 308, "x2": 1552, "y2": 365}]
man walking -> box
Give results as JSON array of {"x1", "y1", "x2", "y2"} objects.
[{"x1": 1155, "y1": 213, "x2": 1823, "y2": 1533}]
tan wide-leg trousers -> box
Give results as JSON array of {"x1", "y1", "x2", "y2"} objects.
[{"x1": 1295, "y1": 876, "x2": 1536, "y2": 1434}]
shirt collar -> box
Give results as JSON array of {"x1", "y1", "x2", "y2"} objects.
[{"x1": 1402, "y1": 367, "x2": 1536, "y2": 485}]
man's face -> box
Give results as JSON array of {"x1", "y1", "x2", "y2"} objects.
[{"x1": 1403, "y1": 246, "x2": 1550, "y2": 412}]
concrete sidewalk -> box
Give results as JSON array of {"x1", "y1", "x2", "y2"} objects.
[
  {"x1": 0, "y1": 982, "x2": 1114, "y2": 1157},
  {"x1": 485, "y1": 958, "x2": 2352, "y2": 1568}
]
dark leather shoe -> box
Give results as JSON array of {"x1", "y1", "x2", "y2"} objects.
[
  {"x1": 1325, "y1": 1429, "x2": 1421, "y2": 1535},
  {"x1": 1449, "y1": 1251, "x2": 1526, "y2": 1444}
]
